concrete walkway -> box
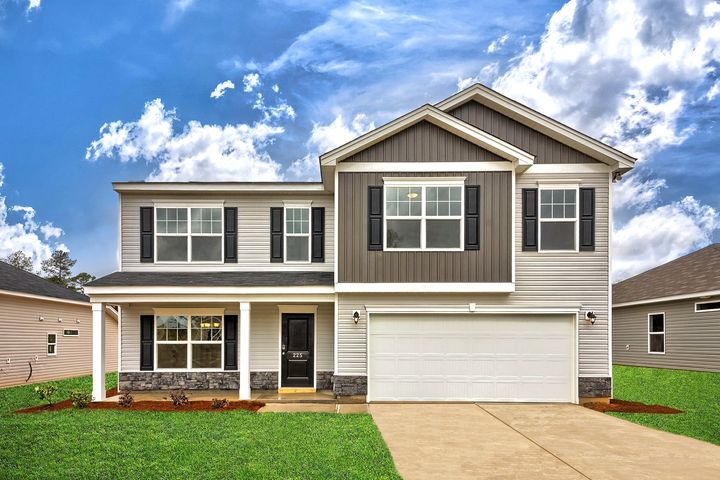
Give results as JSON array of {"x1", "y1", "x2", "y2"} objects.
[{"x1": 370, "y1": 403, "x2": 720, "y2": 480}]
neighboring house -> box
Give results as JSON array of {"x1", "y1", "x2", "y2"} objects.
[
  {"x1": 613, "y1": 244, "x2": 720, "y2": 372},
  {"x1": 84, "y1": 83, "x2": 635, "y2": 404},
  {"x1": 0, "y1": 261, "x2": 118, "y2": 388}
]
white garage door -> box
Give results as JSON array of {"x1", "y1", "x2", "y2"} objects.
[{"x1": 368, "y1": 314, "x2": 575, "y2": 402}]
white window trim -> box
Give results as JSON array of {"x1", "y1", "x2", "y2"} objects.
[
  {"x1": 383, "y1": 179, "x2": 465, "y2": 252},
  {"x1": 283, "y1": 203, "x2": 312, "y2": 264},
  {"x1": 47, "y1": 332, "x2": 57, "y2": 356},
  {"x1": 538, "y1": 184, "x2": 579, "y2": 253},
  {"x1": 694, "y1": 300, "x2": 720, "y2": 313},
  {"x1": 648, "y1": 312, "x2": 665, "y2": 355},
  {"x1": 63, "y1": 329, "x2": 79, "y2": 336},
  {"x1": 154, "y1": 312, "x2": 225, "y2": 372},
  {"x1": 154, "y1": 204, "x2": 225, "y2": 264}
]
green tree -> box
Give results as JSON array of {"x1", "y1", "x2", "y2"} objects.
[
  {"x1": 3, "y1": 250, "x2": 34, "y2": 272},
  {"x1": 68, "y1": 272, "x2": 96, "y2": 293},
  {"x1": 41, "y1": 250, "x2": 76, "y2": 287}
]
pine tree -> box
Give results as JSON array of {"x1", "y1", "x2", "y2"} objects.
[
  {"x1": 3, "y1": 250, "x2": 34, "y2": 272},
  {"x1": 41, "y1": 250, "x2": 76, "y2": 287}
]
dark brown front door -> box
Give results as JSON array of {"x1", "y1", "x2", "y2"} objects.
[{"x1": 281, "y1": 313, "x2": 314, "y2": 388}]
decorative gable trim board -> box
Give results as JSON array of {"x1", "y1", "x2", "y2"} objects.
[
  {"x1": 435, "y1": 84, "x2": 635, "y2": 170},
  {"x1": 319, "y1": 105, "x2": 534, "y2": 167}
]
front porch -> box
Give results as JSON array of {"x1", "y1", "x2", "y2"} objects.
[{"x1": 84, "y1": 274, "x2": 344, "y2": 402}]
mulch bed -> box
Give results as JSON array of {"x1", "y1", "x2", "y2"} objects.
[
  {"x1": 16, "y1": 388, "x2": 265, "y2": 414},
  {"x1": 584, "y1": 399, "x2": 683, "y2": 414}
]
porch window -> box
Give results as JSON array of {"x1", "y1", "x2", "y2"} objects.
[
  {"x1": 155, "y1": 207, "x2": 223, "y2": 262},
  {"x1": 156, "y1": 314, "x2": 223, "y2": 369}
]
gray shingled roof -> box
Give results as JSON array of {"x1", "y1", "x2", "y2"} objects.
[
  {"x1": 613, "y1": 244, "x2": 720, "y2": 305},
  {"x1": 87, "y1": 271, "x2": 334, "y2": 287},
  {"x1": 0, "y1": 261, "x2": 89, "y2": 302}
]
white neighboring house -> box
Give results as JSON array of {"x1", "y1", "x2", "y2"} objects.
[
  {"x1": 84, "y1": 83, "x2": 635, "y2": 403},
  {"x1": 0, "y1": 261, "x2": 118, "y2": 388}
]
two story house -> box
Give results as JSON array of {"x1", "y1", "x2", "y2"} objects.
[{"x1": 85, "y1": 84, "x2": 635, "y2": 404}]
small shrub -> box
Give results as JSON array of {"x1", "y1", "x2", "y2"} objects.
[
  {"x1": 117, "y1": 391, "x2": 134, "y2": 408},
  {"x1": 211, "y1": 398, "x2": 228, "y2": 409},
  {"x1": 34, "y1": 383, "x2": 58, "y2": 405},
  {"x1": 69, "y1": 389, "x2": 92, "y2": 409},
  {"x1": 169, "y1": 389, "x2": 189, "y2": 407}
]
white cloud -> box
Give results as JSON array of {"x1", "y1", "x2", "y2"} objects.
[
  {"x1": 86, "y1": 96, "x2": 297, "y2": 182},
  {"x1": 486, "y1": 33, "x2": 509, "y2": 53},
  {"x1": 493, "y1": 0, "x2": 720, "y2": 161},
  {"x1": 613, "y1": 174, "x2": 667, "y2": 211},
  {"x1": 164, "y1": 0, "x2": 194, "y2": 26},
  {"x1": 210, "y1": 80, "x2": 235, "y2": 99},
  {"x1": 707, "y1": 80, "x2": 720, "y2": 101},
  {"x1": 287, "y1": 113, "x2": 375, "y2": 180},
  {"x1": 272, "y1": 84, "x2": 280, "y2": 93},
  {"x1": 613, "y1": 196, "x2": 720, "y2": 281},
  {"x1": 242, "y1": 73, "x2": 261, "y2": 92},
  {"x1": 0, "y1": 163, "x2": 65, "y2": 271},
  {"x1": 457, "y1": 62, "x2": 500, "y2": 90},
  {"x1": 26, "y1": 0, "x2": 40, "y2": 13}
]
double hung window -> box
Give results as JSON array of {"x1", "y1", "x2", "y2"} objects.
[
  {"x1": 539, "y1": 188, "x2": 578, "y2": 251},
  {"x1": 156, "y1": 314, "x2": 223, "y2": 369},
  {"x1": 648, "y1": 313, "x2": 665, "y2": 354},
  {"x1": 155, "y1": 207, "x2": 223, "y2": 262},
  {"x1": 285, "y1": 207, "x2": 310, "y2": 262}
]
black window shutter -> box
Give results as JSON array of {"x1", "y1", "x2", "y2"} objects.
[
  {"x1": 270, "y1": 207, "x2": 284, "y2": 262},
  {"x1": 140, "y1": 315, "x2": 154, "y2": 371},
  {"x1": 140, "y1": 207, "x2": 154, "y2": 263},
  {"x1": 368, "y1": 186, "x2": 383, "y2": 251},
  {"x1": 522, "y1": 189, "x2": 538, "y2": 251},
  {"x1": 579, "y1": 188, "x2": 595, "y2": 251},
  {"x1": 311, "y1": 207, "x2": 325, "y2": 262},
  {"x1": 224, "y1": 315, "x2": 238, "y2": 370},
  {"x1": 465, "y1": 185, "x2": 481, "y2": 250},
  {"x1": 224, "y1": 207, "x2": 238, "y2": 263}
]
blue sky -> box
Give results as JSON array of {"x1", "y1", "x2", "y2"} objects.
[{"x1": 0, "y1": 0, "x2": 719, "y2": 280}]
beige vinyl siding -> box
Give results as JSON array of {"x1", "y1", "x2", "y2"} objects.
[
  {"x1": 120, "y1": 193, "x2": 334, "y2": 272},
  {"x1": 338, "y1": 171, "x2": 512, "y2": 283},
  {"x1": 336, "y1": 171, "x2": 610, "y2": 377},
  {"x1": 344, "y1": 120, "x2": 505, "y2": 163},
  {"x1": 0, "y1": 294, "x2": 117, "y2": 388},
  {"x1": 448, "y1": 100, "x2": 597, "y2": 164},
  {"x1": 613, "y1": 297, "x2": 720, "y2": 372},
  {"x1": 121, "y1": 303, "x2": 334, "y2": 373}
]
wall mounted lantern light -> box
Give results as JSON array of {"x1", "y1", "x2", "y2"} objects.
[
  {"x1": 352, "y1": 311, "x2": 360, "y2": 325},
  {"x1": 585, "y1": 311, "x2": 597, "y2": 324}
]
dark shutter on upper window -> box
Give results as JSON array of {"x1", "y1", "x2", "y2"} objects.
[
  {"x1": 270, "y1": 207, "x2": 283, "y2": 262},
  {"x1": 140, "y1": 315, "x2": 154, "y2": 371},
  {"x1": 579, "y1": 188, "x2": 595, "y2": 251},
  {"x1": 224, "y1": 315, "x2": 238, "y2": 370},
  {"x1": 140, "y1": 207, "x2": 154, "y2": 263},
  {"x1": 464, "y1": 185, "x2": 481, "y2": 250},
  {"x1": 311, "y1": 207, "x2": 325, "y2": 262},
  {"x1": 522, "y1": 189, "x2": 538, "y2": 251},
  {"x1": 224, "y1": 207, "x2": 238, "y2": 263},
  {"x1": 368, "y1": 186, "x2": 383, "y2": 251}
]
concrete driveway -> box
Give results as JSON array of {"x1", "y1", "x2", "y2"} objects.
[{"x1": 370, "y1": 403, "x2": 720, "y2": 480}]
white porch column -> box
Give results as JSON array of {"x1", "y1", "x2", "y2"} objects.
[
  {"x1": 91, "y1": 303, "x2": 106, "y2": 401},
  {"x1": 239, "y1": 302, "x2": 251, "y2": 400}
]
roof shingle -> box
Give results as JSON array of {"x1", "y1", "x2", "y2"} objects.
[
  {"x1": 87, "y1": 271, "x2": 334, "y2": 287},
  {"x1": 613, "y1": 244, "x2": 720, "y2": 305},
  {"x1": 0, "y1": 261, "x2": 88, "y2": 302}
]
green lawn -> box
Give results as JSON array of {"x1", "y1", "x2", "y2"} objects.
[
  {"x1": 611, "y1": 365, "x2": 720, "y2": 445},
  {"x1": 0, "y1": 375, "x2": 399, "y2": 480}
]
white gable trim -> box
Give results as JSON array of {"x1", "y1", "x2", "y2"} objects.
[
  {"x1": 319, "y1": 104, "x2": 534, "y2": 168},
  {"x1": 435, "y1": 84, "x2": 635, "y2": 170}
]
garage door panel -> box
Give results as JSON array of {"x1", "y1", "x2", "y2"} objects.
[{"x1": 369, "y1": 314, "x2": 574, "y2": 402}]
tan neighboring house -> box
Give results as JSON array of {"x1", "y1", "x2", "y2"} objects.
[
  {"x1": 613, "y1": 244, "x2": 720, "y2": 372},
  {"x1": 84, "y1": 83, "x2": 636, "y2": 404},
  {"x1": 0, "y1": 261, "x2": 118, "y2": 387}
]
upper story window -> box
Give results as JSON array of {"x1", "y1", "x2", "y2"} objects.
[
  {"x1": 384, "y1": 180, "x2": 463, "y2": 251},
  {"x1": 539, "y1": 187, "x2": 577, "y2": 252},
  {"x1": 695, "y1": 300, "x2": 720, "y2": 312},
  {"x1": 285, "y1": 207, "x2": 310, "y2": 262},
  {"x1": 648, "y1": 313, "x2": 665, "y2": 354},
  {"x1": 155, "y1": 207, "x2": 223, "y2": 262}
]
